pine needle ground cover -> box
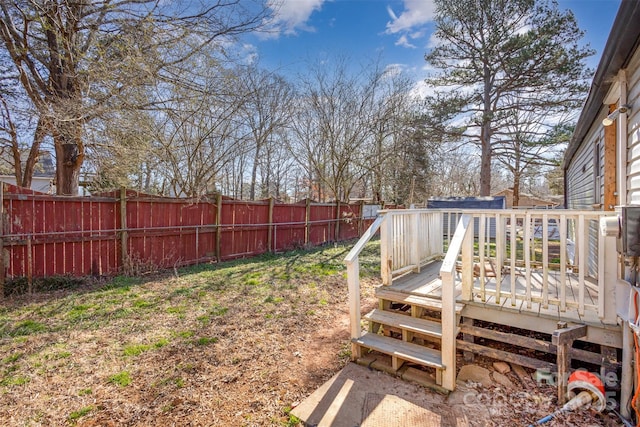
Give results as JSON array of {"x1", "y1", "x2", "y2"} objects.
[{"x1": 0, "y1": 242, "x2": 380, "y2": 426}]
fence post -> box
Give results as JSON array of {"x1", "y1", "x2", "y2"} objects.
[
  {"x1": 267, "y1": 197, "x2": 274, "y2": 253},
  {"x1": 216, "y1": 193, "x2": 222, "y2": 262},
  {"x1": 27, "y1": 237, "x2": 32, "y2": 294},
  {"x1": 335, "y1": 200, "x2": 341, "y2": 242},
  {"x1": 119, "y1": 187, "x2": 129, "y2": 273},
  {"x1": 358, "y1": 200, "x2": 365, "y2": 237},
  {"x1": 305, "y1": 198, "x2": 310, "y2": 245},
  {"x1": 0, "y1": 183, "x2": 5, "y2": 300}
]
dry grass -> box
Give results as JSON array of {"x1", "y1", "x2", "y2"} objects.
[{"x1": 0, "y1": 241, "x2": 381, "y2": 426}]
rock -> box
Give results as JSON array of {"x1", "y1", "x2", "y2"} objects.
[
  {"x1": 447, "y1": 388, "x2": 476, "y2": 405},
  {"x1": 492, "y1": 371, "x2": 515, "y2": 389},
  {"x1": 510, "y1": 363, "x2": 535, "y2": 388},
  {"x1": 456, "y1": 364, "x2": 492, "y2": 388},
  {"x1": 493, "y1": 361, "x2": 511, "y2": 374}
]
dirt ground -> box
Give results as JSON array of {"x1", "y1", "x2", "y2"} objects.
[{"x1": 0, "y1": 243, "x2": 626, "y2": 426}]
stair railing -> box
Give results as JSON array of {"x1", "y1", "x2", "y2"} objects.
[
  {"x1": 344, "y1": 214, "x2": 385, "y2": 359},
  {"x1": 439, "y1": 213, "x2": 473, "y2": 391}
]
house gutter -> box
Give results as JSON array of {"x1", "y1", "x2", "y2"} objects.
[{"x1": 563, "y1": 0, "x2": 640, "y2": 172}]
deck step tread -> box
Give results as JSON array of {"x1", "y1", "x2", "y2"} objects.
[
  {"x1": 352, "y1": 332, "x2": 444, "y2": 370},
  {"x1": 364, "y1": 309, "x2": 445, "y2": 338},
  {"x1": 376, "y1": 288, "x2": 464, "y2": 313}
]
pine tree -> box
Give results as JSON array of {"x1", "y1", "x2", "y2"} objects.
[{"x1": 424, "y1": 0, "x2": 592, "y2": 196}]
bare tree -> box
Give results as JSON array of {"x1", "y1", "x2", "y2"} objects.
[
  {"x1": 289, "y1": 58, "x2": 386, "y2": 202},
  {"x1": 493, "y1": 102, "x2": 573, "y2": 206},
  {"x1": 429, "y1": 143, "x2": 481, "y2": 197},
  {"x1": 235, "y1": 65, "x2": 294, "y2": 200},
  {"x1": 149, "y1": 63, "x2": 251, "y2": 197},
  {"x1": 364, "y1": 67, "x2": 413, "y2": 203},
  {"x1": 0, "y1": 0, "x2": 270, "y2": 194},
  {"x1": 84, "y1": 108, "x2": 160, "y2": 193}
]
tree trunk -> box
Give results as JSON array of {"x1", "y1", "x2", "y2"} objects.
[
  {"x1": 249, "y1": 144, "x2": 260, "y2": 200},
  {"x1": 1, "y1": 98, "x2": 23, "y2": 186},
  {"x1": 512, "y1": 152, "x2": 521, "y2": 207},
  {"x1": 54, "y1": 118, "x2": 84, "y2": 196},
  {"x1": 513, "y1": 176, "x2": 520, "y2": 207},
  {"x1": 480, "y1": 122, "x2": 492, "y2": 196},
  {"x1": 480, "y1": 64, "x2": 493, "y2": 196},
  {"x1": 22, "y1": 118, "x2": 48, "y2": 189}
]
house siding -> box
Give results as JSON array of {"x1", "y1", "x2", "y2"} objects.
[
  {"x1": 566, "y1": 123, "x2": 604, "y2": 209},
  {"x1": 565, "y1": 111, "x2": 606, "y2": 278},
  {"x1": 627, "y1": 46, "x2": 640, "y2": 205}
]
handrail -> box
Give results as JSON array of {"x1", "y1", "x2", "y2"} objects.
[
  {"x1": 378, "y1": 208, "x2": 609, "y2": 216},
  {"x1": 344, "y1": 215, "x2": 384, "y2": 264},
  {"x1": 439, "y1": 213, "x2": 473, "y2": 391},
  {"x1": 344, "y1": 214, "x2": 385, "y2": 357},
  {"x1": 440, "y1": 214, "x2": 472, "y2": 278}
]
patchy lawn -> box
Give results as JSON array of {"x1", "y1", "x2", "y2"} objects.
[
  {"x1": 0, "y1": 239, "x2": 620, "y2": 427},
  {"x1": 0, "y1": 241, "x2": 381, "y2": 426}
]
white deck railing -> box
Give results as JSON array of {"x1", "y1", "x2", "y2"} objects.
[
  {"x1": 447, "y1": 210, "x2": 618, "y2": 323},
  {"x1": 377, "y1": 208, "x2": 618, "y2": 322},
  {"x1": 345, "y1": 208, "x2": 619, "y2": 389},
  {"x1": 379, "y1": 209, "x2": 444, "y2": 285}
]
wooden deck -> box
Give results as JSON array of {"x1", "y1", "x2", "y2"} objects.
[{"x1": 390, "y1": 260, "x2": 619, "y2": 332}]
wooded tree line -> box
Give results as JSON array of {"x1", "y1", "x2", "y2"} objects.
[{"x1": 0, "y1": 0, "x2": 591, "y2": 206}]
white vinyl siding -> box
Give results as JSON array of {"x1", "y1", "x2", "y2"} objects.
[
  {"x1": 565, "y1": 112, "x2": 606, "y2": 278},
  {"x1": 627, "y1": 46, "x2": 640, "y2": 205},
  {"x1": 566, "y1": 123, "x2": 604, "y2": 209}
]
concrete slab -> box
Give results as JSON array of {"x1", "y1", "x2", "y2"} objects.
[{"x1": 291, "y1": 363, "x2": 491, "y2": 427}]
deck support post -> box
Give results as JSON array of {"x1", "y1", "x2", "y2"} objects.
[
  {"x1": 552, "y1": 324, "x2": 587, "y2": 404},
  {"x1": 440, "y1": 213, "x2": 472, "y2": 391},
  {"x1": 380, "y1": 213, "x2": 392, "y2": 285},
  {"x1": 411, "y1": 212, "x2": 420, "y2": 273},
  {"x1": 346, "y1": 258, "x2": 362, "y2": 360},
  {"x1": 462, "y1": 317, "x2": 475, "y2": 363}
]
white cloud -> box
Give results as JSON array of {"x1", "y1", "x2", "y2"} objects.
[
  {"x1": 267, "y1": 0, "x2": 325, "y2": 37},
  {"x1": 395, "y1": 35, "x2": 416, "y2": 49},
  {"x1": 241, "y1": 43, "x2": 259, "y2": 64},
  {"x1": 426, "y1": 31, "x2": 442, "y2": 49},
  {"x1": 386, "y1": 5, "x2": 398, "y2": 21},
  {"x1": 410, "y1": 79, "x2": 432, "y2": 99},
  {"x1": 386, "y1": 0, "x2": 436, "y2": 34},
  {"x1": 383, "y1": 63, "x2": 405, "y2": 77}
]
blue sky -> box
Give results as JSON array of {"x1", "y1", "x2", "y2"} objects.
[{"x1": 243, "y1": 0, "x2": 622, "y2": 83}]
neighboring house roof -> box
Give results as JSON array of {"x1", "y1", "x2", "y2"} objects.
[
  {"x1": 563, "y1": 0, "x2": 640, "y2": 170},
  {"x1": 492, "y1": 188, "x2": 560, "y2": 208},
  {"x1": 0, "y1": 175, "x2": 54, "y2": 194},
  {"x1": 33, "y1": 151, "x2": 55, "y2": 177},
  {"x1": 0, "y1": 150, "x2": 55, "y2": 177}
]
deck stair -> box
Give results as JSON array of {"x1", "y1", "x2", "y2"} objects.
[{"x1": 352, "y1": 284, "x2": 464, "y2": 387}]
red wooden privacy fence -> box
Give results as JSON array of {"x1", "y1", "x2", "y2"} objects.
[{"x1": 0, "y1": 184, "x2": 375, "y2": 286}]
